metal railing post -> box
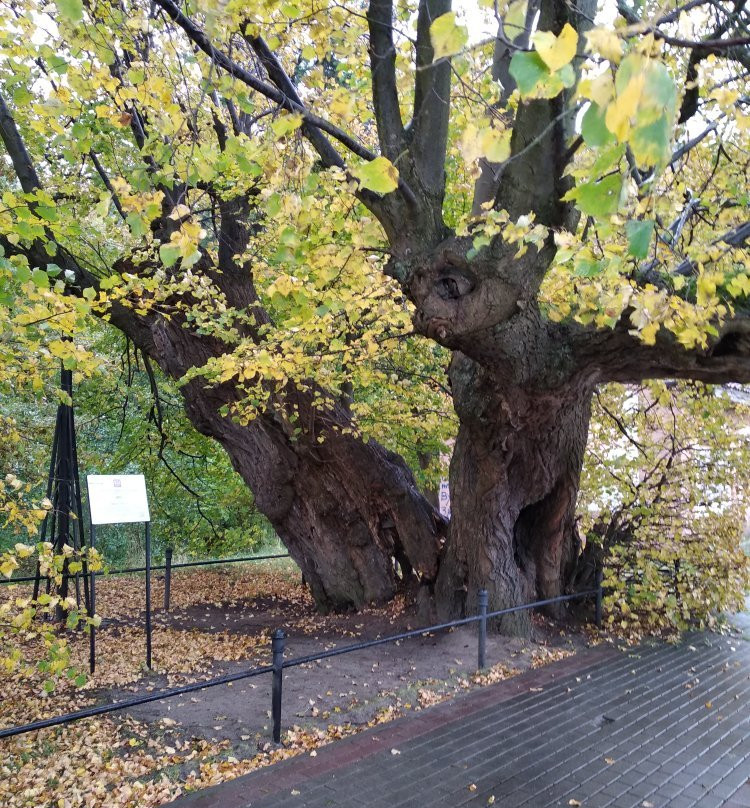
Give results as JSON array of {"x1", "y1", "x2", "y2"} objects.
[
  {"x1": 595, "y1": 567, "x2": 603, "y2": 629},
  {"x1": 477, "y1": 589, "x2": 488, "y2": 670},
  {"x1": 164, "y1": 546, "x2": 173, "y2": 612},
  {"x1": 271, "y1": 629, "x2": 286, "y2": 743},
  {"x1": 145, "y1": 522, "x2": 152, "y2": 669}
]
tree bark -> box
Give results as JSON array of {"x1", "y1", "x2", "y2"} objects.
[{"x1": 435, "y1": 353, "x2": 593, "y2": 633}]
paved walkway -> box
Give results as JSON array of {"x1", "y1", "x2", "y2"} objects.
[{"x1": 170, "y1": 631, "x2": 750, "y2": 808}]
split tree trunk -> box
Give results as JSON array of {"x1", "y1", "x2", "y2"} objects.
[{"x1": 435, "y1": 353, "x2": 593, "y2": 634}]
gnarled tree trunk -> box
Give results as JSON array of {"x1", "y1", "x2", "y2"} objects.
[
  {"x1": 144, "y1": 317, "x2": 445, "y2": 613},
  {"x1": 435, "y1": 353, "x2": 593, "y2": 633}
]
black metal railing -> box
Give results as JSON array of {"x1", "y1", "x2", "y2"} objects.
[
  {"x1": 0, "y1": 552, "x2": 290, "y2": 587},
  {"x1": 0, "y1": 579, "x2": 603, "y2": 743}
]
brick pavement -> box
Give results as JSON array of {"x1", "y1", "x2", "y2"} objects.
[{"x1": 169, "y1": 632, "x2": 750, "y2": 808}]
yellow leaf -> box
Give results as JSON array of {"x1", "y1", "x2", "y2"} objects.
[
  {"x1": 696, "y1": 273, "x2": 717, "y2": 306},
  {"x1": 640, "y1": 321, "x2": 659, "y2": 345},
  {"x1": 533, "y1": 23, "x2": 578, "y2": 73},
  {"x1": 351, "y1": 157, "x2": 399, "y2": 195},
  {"x1": 585, "y1": 28, "x2": 623, "y2": 64},
  {"x1": 605, "y1": 73, "x2": 645, "y2": 141},
  {"x1": 430, "y1": 12, "x2": 468, "y2": 60},
  {"x1": 578, "y1": 72, "x2": 615, "y2": 108},
  {"x1": 727, "y1": 273, "x2": 750, "y2": 298},
  {"x1": 480, "y1": 127, "x2": 512, "y2": 163}
]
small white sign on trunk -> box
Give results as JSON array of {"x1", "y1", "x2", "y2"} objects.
[
  {"x1": 439, "y1": 479, "x2": 451, "y2": 519},
  {"x1": 87, "y1": 474, "x2": 150, "y2": 525}
]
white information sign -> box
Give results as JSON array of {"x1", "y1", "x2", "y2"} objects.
[
  {"x1": 87, "y1": 474, "x2": 151, "y2": 525},
  {"x1": 438, "y1": 479, "x2": 451, "y2": 519}
]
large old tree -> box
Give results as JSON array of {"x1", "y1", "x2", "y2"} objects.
[{"x1": 1, "y1": 0, "x2": 748, "y2": 628}]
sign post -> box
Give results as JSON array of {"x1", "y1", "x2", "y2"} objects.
[{"x1": 86, "y1": 474, "x2": 152, "y2": 672}]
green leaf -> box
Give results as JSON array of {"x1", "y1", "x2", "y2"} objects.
[
  {"x1": 557, "y1": 63, "x2": 576, "y2": 89},
  {"x1": 574, "y1": 258, "x2": 604, "y2": 277},
  {"x1": 626, "y1": 219, "x2": 654, "y2": 259},
  {"x1": 13, "y1": 86, "x2": 32, "y2": 106},
  {"x1": 643, "y1": 62, "x2": 677, "y2": 116},
  {"x1": 56, "y1": 0, "x2": 83, "y2": 23},
  {"x1": 13, "y1": 264, "x2": 31, "y2": 284},
  {"x1": 126, "y1": 212, "x2": 146, "y2": 239},
  {"x1": 48, "y1": 54, "x2": 68, "y2": 75},
  {"x1": 590, "y1": 143, "x2": 625, "y2": 175},
  {"x1": 509, "y1": 51, "x2": 549, "y2": 96},
  {"x1": 351, "y1": 156, "x2": 399, "y2": 195},
  {"x1": 271, "y1": 113, "x2": 303, "y2": 138},
  {"x1": 159, "y1": 243, "x2": 181, "y2": 267},
  {"x1": 31, "y1": 268, "x2": 49, "y2": 288},
  {"x1": 581, "y1": 103, "x2": 614, "y2": 147},
  {"x1": 429, "y1": 12, "x2": 468, "y2": 60},
  {"x1": 567, "y1": 173, "x2": 623, "y2": 217},
  {"x1": 100, "y1": 274, "x2": 121, "y2": 290},
  {"x1": 631, "y1": 114, "x2": 671, "y2": 166},
  {"x1": 35, "y1": 205, "x2": 58, "y2": 223},
  {"x1": 265, "y1": 193, "x2": 282, "y2": 218}
]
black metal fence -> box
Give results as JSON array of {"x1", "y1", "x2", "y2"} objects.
[
  {"x1": 0, "y1": 579, "x2": 603, "y2": 743},
  {"x1": 0, "y1": 552, "x2": 291, "y2": 589}
]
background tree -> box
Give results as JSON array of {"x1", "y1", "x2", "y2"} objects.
[
  {"x1": 1, "y1": 0, "x2": 748, "y2": 629},
  {"x1": 575, "y1": 381, "x2": 750, "y2": 634}
]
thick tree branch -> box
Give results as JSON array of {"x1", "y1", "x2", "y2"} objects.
[
  {"x1": 494, "y1": 0, "x2": 595, "y2": 229},
  {"x1": 0, "y1": 94, "x2": 41, "y2": 194},
  {"x1": 566, "y1": 220, "x2": 750, "y2": 384},
  {"x1": 568, "y1": 317, "x2": 750, "y2": 385},
  {"x1": 471, "y1": 0, "x2": 539, "y2": 214},
  {"x1": 410, "y1": 0, "x2": 452, "y2": 197},
  {"x1": 367, "y1": 0, "x2": 406, "y2": 163}
]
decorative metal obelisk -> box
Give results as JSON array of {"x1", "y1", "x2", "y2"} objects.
[{"x1": 32, "y1": 360, "x2": 90, "y2": 620}]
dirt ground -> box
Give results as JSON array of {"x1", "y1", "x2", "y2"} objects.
[{"x1": 100, "y1": 562, "x2": 592, "y2": 750}]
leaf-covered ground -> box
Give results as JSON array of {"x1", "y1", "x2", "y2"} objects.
[{"x1": 0, "y1": 561, "x2": 593, "y2": 807}]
